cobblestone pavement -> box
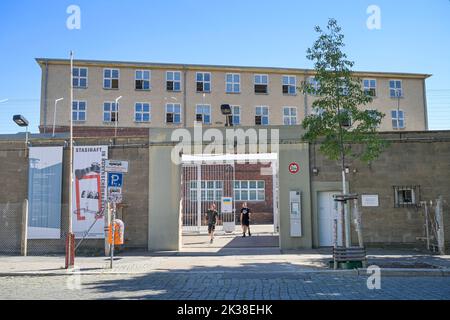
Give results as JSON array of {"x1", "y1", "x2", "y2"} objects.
[{"x1": 1, "y1": 272, "x2": 450, "y2": 300}]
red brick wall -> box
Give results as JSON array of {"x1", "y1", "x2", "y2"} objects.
[{"x1": 235, "y1": 163, "x2": 274, "y2": 225}]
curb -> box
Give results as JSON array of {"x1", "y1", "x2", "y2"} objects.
[
  {"x1": 2, "y1": 268, "x2": 449, "y2": 277},
  {"x1": 357, "y1": 268, "x2": 450, "y2": 277}
]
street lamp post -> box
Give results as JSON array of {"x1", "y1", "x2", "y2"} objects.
[
  {"x1": 52, "y1": 98, "x2": 64, "y2": 137},
  {"x1": 13, "y1": 114, "x2": 29, "y2": 147},
  {"x1": 114, "y1": 96, "x2": 122, "y2": 139}
]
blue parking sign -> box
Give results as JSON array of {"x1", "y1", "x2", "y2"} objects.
[{"x1": 108, "y1": 172, "x2": 123, "y2": 188}]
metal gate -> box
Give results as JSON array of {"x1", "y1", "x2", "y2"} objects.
[{"x1": 181, "y1": 161, "x2": 236, "y2": 234}]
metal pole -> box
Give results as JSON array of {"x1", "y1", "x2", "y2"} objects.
[
  {"x1": 110, "y1": 202, "x2": 116, "y2": 269},
  {"x1": 66, "y1": 50, "x2": 75, "y2": 269},
  {"x1": 53, "y1": 98, "x2": 64, "y2": 137},
  {"x1": 21, "y1": 199, "x2": 28, "y2": 256},
  {"x1": 105, "y1": 202, "x2": 111, "y2": 256},
  {"x1": 436, "y1": 196, "x2": 446, "y2": 255},
  {"x1": 424, "y1": 202, "x2": 430, "y2": 251},
  {"x1": 53, "y1": 99, "x2": 57, "y2": 137},
  {"x1": 25, "y1": 125, "x2": 29, "y2": 147}
]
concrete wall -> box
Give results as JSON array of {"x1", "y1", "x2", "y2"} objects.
[
  {"x1": 2, "y1": 128, "x2": 449, "y2": 254},
  {"x1": 310, "y1": 131, "x2": 450, "y2": 249},
  {"x1": 0, "y1": 137, "x2": 149, "y2": 254}
]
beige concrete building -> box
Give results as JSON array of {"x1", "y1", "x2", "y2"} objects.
[{"x1": 36, "y1": 58, "x2": 431, "y2": 135}]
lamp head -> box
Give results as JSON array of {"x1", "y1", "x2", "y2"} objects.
[{"x1": 13, "y1": 115, "x2": 29, "y2": 127}]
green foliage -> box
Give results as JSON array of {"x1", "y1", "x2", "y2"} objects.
[{"x1": 301, "y1": 19, "x2": 387, "y2": 165}]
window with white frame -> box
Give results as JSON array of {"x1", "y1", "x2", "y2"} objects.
[
  {"x1": 282, "y1": 75, "x2": 296, "y2": 95},
  {"x1": 234, "y1": 180, "x2": 265, "y2": 201},
  {"x1": 72, "y1": 101, "x2": 86, "y2": 121},
  {"x1": 190, "y1": 181, "x2": 223, "y2": 201},
  {"x1": 135, "y1": 103, "x2": 151, "y2": 122},
  {"x1": 363, "y1": 79, "x2": 377, "y2": 97},
  {"x1": 103, "y1": 102, "x2": 118, "y2": 122},
  {"x1": 166, "y1": 71, "x2": 181, "y2": 92},
  {"x1": 103, "y1": 69, "x2": 119, "y2": 89},
  {"x1": 255, "y1": 106, "x2": 269, "y2": 125},
  {"x1": 283, "y1": 107, "x2": 297, "y2": 125},
  {"x1": 135, "y1": 70, "x2": 151, "y2": 90},
  {"x1": 166, "y1": 103, "x2": 182, "y2": 124},
  {"x1": 309, "y1": 77, "x2": 321, "y2": 95},
  {"x1": 254, "y1": 74, "x2": 269, "y2": 94},
  {"x1": 232, "y1": 106, "x2": 241, "y2": 125},
  {"x1": 196, "y1": 72, "x2": 211, "y2": 93},
  {"x1": 226, "y1": 73, "x2": 240, "y2": 93},
  {"x1": 390, "y1": 80, "x2": 403, "y2": 98},
  {"x1": 73, "y1": 67, "x2": 88, "y2": 88},
  {"x1": 195, "y1": 104, "x2": 211, "y2": 124},
  {"x1": 391, "y1": 110, "x2": 405, "y2": 129}
]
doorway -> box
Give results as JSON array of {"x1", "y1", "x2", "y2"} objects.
[
  {"x1": 180, "y1": 153, "x2": 280, "y2": 251},
  {"x1": 318, "y1": 191, "x2": 342, "y2": 247}
]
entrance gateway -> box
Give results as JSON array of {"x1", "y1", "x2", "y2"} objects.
[
  {"x1": 147, "y1": 126, "x2": 313, "y2": 252},
  {"x1": 181, "y1": 153, "x2": 279, "y2": 235}
]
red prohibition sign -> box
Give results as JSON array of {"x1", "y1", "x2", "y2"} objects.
[{"x1": 289, "y1": 162, "x2": 300, "y2": 174}]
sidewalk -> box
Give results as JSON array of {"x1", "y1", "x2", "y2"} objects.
[{"x1": 1, "y1": 247, "x2": 449, "y2": 277}]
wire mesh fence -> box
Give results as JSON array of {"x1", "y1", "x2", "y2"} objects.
[{"x1": 0, "y1": 202, "x2": 108, "y2": 257}]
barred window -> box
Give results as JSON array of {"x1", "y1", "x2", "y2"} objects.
[{"x1": 394, "y1": 186, "x2": 420, "y2": 207}]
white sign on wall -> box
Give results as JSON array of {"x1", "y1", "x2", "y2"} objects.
[
  {"x1": 361, "y1": 195, "x2": 379, "y2": 207},
  {"x1": 221, "y1": 197, "x2": 233, "y2": 213}
]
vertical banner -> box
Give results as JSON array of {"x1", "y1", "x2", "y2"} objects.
[
  {"x1": 73, "y1": 146, "x2": 108, "y2": 239},
  {"x1": 28, "y1": 147, "x2": 63, "y2": 239}
]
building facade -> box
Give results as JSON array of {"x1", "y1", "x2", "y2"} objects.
[{"x1": 36, "y1": 58, "x2": 431, "y2": 136}]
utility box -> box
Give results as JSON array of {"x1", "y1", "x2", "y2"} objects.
[{"x1": 290, "y1": 191, "x2": 302, "y2": 237}]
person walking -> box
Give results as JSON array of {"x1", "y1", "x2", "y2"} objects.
[
  {"x1": 240, "y1": 202, "x2": 251, "y2": 237},
  {"x1": 206, "y1": 203, "x2": 220, "y2": 244}
]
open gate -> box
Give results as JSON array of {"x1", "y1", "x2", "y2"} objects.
[{"x1": 181, "y1": 161, "x2": 236, "y2": 234}]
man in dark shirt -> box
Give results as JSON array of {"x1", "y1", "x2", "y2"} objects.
[
  {"x1": 240, "y1": 202, "x2": 251, "y2": 237},
  {"x1": 206, "y1": 203, "x2": 220, "y2": 244}
]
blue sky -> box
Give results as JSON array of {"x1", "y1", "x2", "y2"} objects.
[{"x1": 0, "y1": 0, "x2": 449, "y2": 133}]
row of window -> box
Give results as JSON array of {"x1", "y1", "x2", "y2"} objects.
[
  {"x1": 73, "y1": 67, "x2": 405, "y2": 98},
  {"x1": 189, "y1": 180, "x2": 265, "y2": 202},
  {"x1": 73, "y1": 101, "x2": 406, "y2": 129},
  {"x1": 72, "y1": 101, "x2": 297, "y2": 125}
]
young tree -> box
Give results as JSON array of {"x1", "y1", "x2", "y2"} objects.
[{"x1": 302, "y1": 19, "x2": 387, "y2": 246}]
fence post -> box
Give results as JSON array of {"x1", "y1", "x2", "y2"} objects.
[
  {"x1": 352, "y1": 199, "x2": 364, "y2": 248},
  {"x1": 21, "y1": 199, "x2": 28, "y2": 256},
  {"x1": 436, "y1": 196, "x2": 446, "y2": 255},
  {"x1": 105, "y1": 202, "x2": 111, "y2": 257}
]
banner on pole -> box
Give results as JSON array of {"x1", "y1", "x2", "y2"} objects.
[
  {"x1": 72, "y1": 146, "x2": 108, "y2": 239},
  {"x1": 27, "y1": 147, "x2": 63, "y2": 239}
]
